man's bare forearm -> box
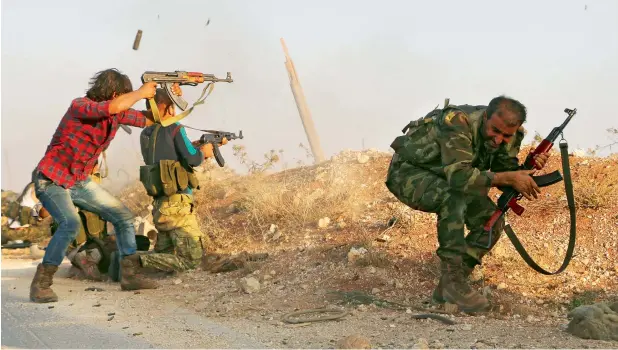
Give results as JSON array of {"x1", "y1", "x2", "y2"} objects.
[
  {"x1": 109, "y1": 90, "x2": 146, "y2": 114},
  {"x1": 491, "y1": 172, "x2": 512, "y2": 187}
]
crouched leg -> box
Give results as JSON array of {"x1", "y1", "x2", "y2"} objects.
[
  {"x1": 385, "y1": 157, "x2": 488, "y2": 312},
  {"x1": 385, "y1": 156, "x2": 467, "y2": 261},
  {"x1": 140, "y1": 229, "x2": 203, "y2": 273},
  {"x1": 139, "y1": 194, "x2": 204, "y2": 273},
  {"x1": 464, "y1": 195, "x2": 506, "y2": 267}
]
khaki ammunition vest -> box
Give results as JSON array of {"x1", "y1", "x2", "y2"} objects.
[{"x1": 139, "y1": 124, "x2": 200, "y2": 198}]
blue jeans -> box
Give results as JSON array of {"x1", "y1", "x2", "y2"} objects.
[{"x1": 32, "y1": 171, "x2": 138, "y2": 266}]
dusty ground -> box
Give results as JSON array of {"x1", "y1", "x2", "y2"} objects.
[{"x1": 3, "y1": 144, "x2": 618, "y2": 348}]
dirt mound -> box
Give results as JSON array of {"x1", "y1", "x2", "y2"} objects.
[
  {"x1": 116, "y1": 145, "x2": 617, "y2": 312},
  {"x1": 5, "y1": 144, "x2": 615, "y2": 348},
  {"x1": 110, "y1": 144, "x2": 617, "y2": 348}
]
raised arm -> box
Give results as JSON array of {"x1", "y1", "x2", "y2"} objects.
[
  {"x1": 117, "y1": 109, "x2": 149, "y2": 128},
  {"x1": 69, "y1": 98, "x2": 112, "y2": 120},
  {"x1": 109, "y1": 82, "x2": 156, "y2": 114}
]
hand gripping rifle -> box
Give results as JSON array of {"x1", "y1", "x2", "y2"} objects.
[
  {"x1": 481, "y1": 108, "x2": 578, "y2": 275},
  {"x1": 141, "y1": 71, "x2": 233, "y2": 127},
  {"x1": 184, "y1": 125, "x2": 244, "y2": 167}
]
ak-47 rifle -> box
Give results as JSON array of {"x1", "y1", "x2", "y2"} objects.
[
  {"x1": 141, "y1": 71, "x2": 233, "y2": 126},
  {"x1": 185, "y1": 125, "x2": 244, "y2": 167},
  {"x1": 482, "y1": 108, "x2": 578, "y2": 275}
]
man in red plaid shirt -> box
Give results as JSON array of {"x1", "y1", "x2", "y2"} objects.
[{"x1": 29, "y1": 68, "x2": 182, "y2": 303}]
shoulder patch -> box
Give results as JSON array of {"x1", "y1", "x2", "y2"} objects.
[{"x1": 443, "y1": 110, "x2": 468, "y2": 127}]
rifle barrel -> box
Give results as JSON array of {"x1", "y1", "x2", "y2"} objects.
[{"x1": 559, "y1": 108, "x2": 577, "y2": 130}]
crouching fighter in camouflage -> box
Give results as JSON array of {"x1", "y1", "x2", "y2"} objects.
[
  {"x1": 138, "y1": 89, "x2": 228, "y2": 272},
  {"x1": 385, "y1": 96, "x2": 550, "y2": 313}
]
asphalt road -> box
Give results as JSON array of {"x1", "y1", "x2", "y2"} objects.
[
  {"x1": 1, "y1": 259, "x2": 153, "y2": 349},
  {"x1": 1, "y1": 258, "x2": 264, "y2": 349}
]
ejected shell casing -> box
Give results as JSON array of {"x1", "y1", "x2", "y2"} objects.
[{"x1": 133, "y1": 29, "x2": 143, "y2": 50}]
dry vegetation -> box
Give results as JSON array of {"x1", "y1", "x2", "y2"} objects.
[
  {"x1": 116, "y1": 139, "x2": 618, "y2": 308},
  {"x1": 108, "y1": 139, "x2": 618, "y2": 347},
  {"x1": 3, "y1": 137, "x2": 618, "y2": 348}
]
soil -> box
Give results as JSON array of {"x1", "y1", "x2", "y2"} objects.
[{"x1": 3, "y1": 146, "x2": 618, "y2": 348}]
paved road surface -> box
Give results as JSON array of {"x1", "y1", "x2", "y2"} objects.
[{"x1": 1, "y1": 258, "x2": 264, "y2": 349}]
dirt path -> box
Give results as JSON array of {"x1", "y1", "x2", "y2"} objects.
[
  {"x1": 151, "y1": 255, "x2": 618, "y2": 349},
  {"x1": 3, "y1": 251, "x2": 615, "y2": 349},
  {"x1": 1, "y1": 257, "x2": 264, "y2": 349}
]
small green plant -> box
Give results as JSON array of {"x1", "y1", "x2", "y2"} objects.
[
  {"x1": 569, "y1": 290, "x2": 601, "y2": 310},
  {"x1": 232, "y1": 145, "x2": 283, "y2": 174}
]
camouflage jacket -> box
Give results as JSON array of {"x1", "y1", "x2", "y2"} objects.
[{"x1": 390, "y1": 104, "x2": 525, "y2": 196}]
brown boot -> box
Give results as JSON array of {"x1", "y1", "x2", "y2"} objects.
[
  {"x1": 432, "y1": 263, "x2": 474, "y2": 304},
  {"x1": 437, "y1": 259, "x2": 489, "y2": 313},
  {"x1": 30, "y1": 263, "x2": 59, "y2": 303},
  {"x1": 120, "y1": 254, "x2": 159, "y2": 291}
]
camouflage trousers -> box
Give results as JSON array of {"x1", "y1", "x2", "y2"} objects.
[
  {"x1": 385, "y1": 156, "x2": 505, "y2": 267},
  {"x1": 139, "y1": 193, "x2": 205, "y2": 272}
]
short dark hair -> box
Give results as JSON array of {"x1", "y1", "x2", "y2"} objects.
[
  {"x1": 486, "y1": 95, "x2": 527, "y2": 126},
  {"x1": 145, "y1": 88, "x2": 174, "y2": 115},
  {"x1": 85, "y1": 68, "x2": 133, "y2": 102}
]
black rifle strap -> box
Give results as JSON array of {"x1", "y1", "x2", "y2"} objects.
[
  {"x1": 503, "y1": 140, "x2": 577, "y2": 275},
  {"x1": 147, "y1": 124, "x2": 161, "y2": 165}
]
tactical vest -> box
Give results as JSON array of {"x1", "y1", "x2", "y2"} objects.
[{"x1": 139, "y1": 124, "x2": 200, "y2": 198}]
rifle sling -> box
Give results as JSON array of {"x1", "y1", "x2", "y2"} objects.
[
  {"x1": 148, "y1": 124, "x2": 161, "y2": 165},
  {"x1": 503, "y1": 140, "x2": 577, "y2": 275},
  {"x1": 160, "y1": 83, "x2": 215, "y2": 127}
]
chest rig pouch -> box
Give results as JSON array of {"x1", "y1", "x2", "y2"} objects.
[{"x1": 139, "y1": 124, "x2": 200, "y2": 198}]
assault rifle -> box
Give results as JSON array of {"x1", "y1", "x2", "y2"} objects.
[
  {"x1": 482, "y1": 108, "x2": 578, "y2": 275},
  {"x1": 185, "y1": 126, "x2": 244, "y2": 167},
  {"x1": 141, "y1": 71, "x2": 233, "y2": 126}
]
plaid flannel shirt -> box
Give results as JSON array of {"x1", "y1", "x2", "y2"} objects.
[{"x1": 36, "y1": 97, "x2": 147, "y2": 188}]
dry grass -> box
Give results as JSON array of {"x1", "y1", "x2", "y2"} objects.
[
  {"x1": 229, "y1": 162, "x2": 367, "y2": 233},
  {"x1": 571, "y1": 162, "x2": 618, "y2": 209},
  {"x1": 108, "y1": 144, "x2": 616, "y2": 255},
  {"x1": 3, "y1": 140, "x2": 618, "y2": 332},
  {"x1": 353, "y1": 249, "x2": 392, "y2": 268},
  {"x1": 507, "y1": 145, "x2": 618, "y2": 210}
]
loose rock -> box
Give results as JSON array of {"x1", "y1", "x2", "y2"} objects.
[
  {"x1": 336, "y1": 334, "x2": 371, "y2": 349},
  {"x1": 347, "y1": 247, "x2": 367, "y2": 264},
  {"x1": 239, "y1": 276, "x2": 261, "y2": 294},
  {"x1": 567, "y1": 302, "x2": 618, "y2": 340},
  {"x1": 318, "y1": 217, "x2": 331, "y2": 228},
  {"x1": 413, "y1": 338, "x2": 429, "y2": 349}
]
